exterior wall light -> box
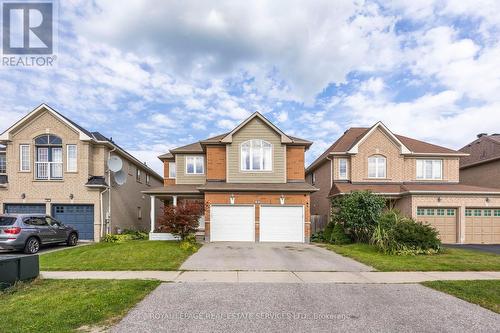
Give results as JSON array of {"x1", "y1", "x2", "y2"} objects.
[
  {"x1": 69, "y1": 194, "x2": 74, "y2": 200},
  {"x1": 280, "y1": 194, "x2": 285, "y2": 205},
  {"x1": 230, "y1": 194, "x2": 235, "y2": 205},
  {"x1": 21, "y1": 193, "x2": 26, "y2": 199}
]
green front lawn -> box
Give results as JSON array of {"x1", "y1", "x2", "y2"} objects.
[
  {"x1": 325, "y1": 243, "x2": 500, "y2": 271},
  {"x1": 0, "y1": 279, "x2": 160, "y2": 332},
  {"x1": 423, "y1": 280, "x2": 500, "y2": 313},
  {"x1": 40, "y1": 240, "x2": 200, "y2": 271}
]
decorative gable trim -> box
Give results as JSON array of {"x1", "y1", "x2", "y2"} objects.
[
  {"x1": 0, "y1": 104, "x2": 93, "y2": 141},
  {"x1": 220, "y1": 112, "x2": 293, "y2": 144},
  {"x1": 347, "y1": 121, "x2": 412, "y2": 155}
]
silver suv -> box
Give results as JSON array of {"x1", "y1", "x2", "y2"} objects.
[{"x1": 0, "y1": 214, "x2": 79, "y2": 254}]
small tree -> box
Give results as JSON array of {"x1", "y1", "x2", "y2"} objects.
[
  {"x1": 157, "y1": 201, "x2": 203, "y2": 240},
  {"x1": 331, "y1": 191, "x2": 386, "y2": 243}
]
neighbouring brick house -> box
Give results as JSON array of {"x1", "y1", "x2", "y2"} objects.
[
  {"x1": 0, "y1": 104, "x2": 163, "y2": 241},
  {"x1": 459, "y1": 133, "x2": 500, "y2": 189},
  {"x1": 306, "y1": 122, "x2": 500, "y2": 244},
  {"x1": 144, "y1": 112, "x2": 318, "y2": 242}
]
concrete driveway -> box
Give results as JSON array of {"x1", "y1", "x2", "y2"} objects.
[
  {"x1": 180, "y1": 242, "x2": 372, "y2": 272},
  {"x1": 113, "y1": 283, "x2": 500, "y2": 333}
]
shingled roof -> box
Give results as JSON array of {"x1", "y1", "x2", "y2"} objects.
[{"x1": 307, "y1": 123, "x2": 466, "y2": 173}]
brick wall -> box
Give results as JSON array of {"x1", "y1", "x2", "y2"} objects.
[
  {"x1": 286, "y1": 146, "x2": 305, "y2": 181},
  {"x1": 163, "y1": 160, "x2": 175, "y2": 185},
  {"x1": 206, "y1": 146, "x2": 226, "y2": 181},
  {"x1": 460, "y1": 160, "x2": 500, "y2": 188}
]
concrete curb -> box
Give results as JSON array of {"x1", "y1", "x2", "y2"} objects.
[{"x1": 40, "y1": 270, "x2": 500, "y2": 284}]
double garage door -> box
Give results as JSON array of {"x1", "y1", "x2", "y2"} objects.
[
  {"x1": 210, "y1": 205, "x2": 304, "y2": 242},
  {"x1": 417, "y1": 207, "x2": 500, "y2": 244},
  {"x1": 3, "y1": 203, "x2": 94, "y2": 240}
]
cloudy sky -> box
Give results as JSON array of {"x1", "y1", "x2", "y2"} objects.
[{"x1": 1, "y1": 0, "x2": 499, "y2": 175}]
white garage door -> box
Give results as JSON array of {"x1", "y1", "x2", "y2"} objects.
[
  {"x1": 210, "y1": 205, "x2": 255, "y2": 242},
  {"x1": 260, "y1": 206, "x2": 304, "y2": 242}
]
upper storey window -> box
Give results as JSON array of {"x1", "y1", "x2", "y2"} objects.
[
  {"x1": 339, "y1": 158, "x2": 348, "y2": 179},
  {"x1": 35, "y1": 135, "x2": 63, "y2": 180},
  {"x1": 186, "y1": 156, "x2": 204, "y2": 175},
  {"x1": 241, "y1": 139, "x2": 272, "y2": 171},
  {"x1": 416, "y1": 160, "x2": 442, "y2": 180},
  {"x1": 368, "y1": 155, "x2": 386, "y2": 178},
  {"x1": 0, "y1": 154, "x2": 6, "y2": 174}
]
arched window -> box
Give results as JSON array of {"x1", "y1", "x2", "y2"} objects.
[
  {"x1": 35, "y1": 135, "x2": 63, "y2": 180},
  {"x1": 368, "y1": 155, "x2": 386, "y2": 178},
  {"x1": 241, "y1": 139, "x2": 272, "y2": 171}
]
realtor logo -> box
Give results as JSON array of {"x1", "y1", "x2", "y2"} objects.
[{"x1": 2, "y1": 2, "x2": 53, "y2": 54}]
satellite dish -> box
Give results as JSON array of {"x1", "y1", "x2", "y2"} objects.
[
  {"x1": 114, "y1": 170, "x2": 127, "y2": 186},
  {"x1": 107, "y1": 156, "x2": 123, "y2": 172}
]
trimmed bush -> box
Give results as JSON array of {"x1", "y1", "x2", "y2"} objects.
[
  {"x1": 371, "y1": 210, "x2": 441, "y2": 255},
  {"x1": 329, "y1": 223, "x2": 352, "y2": 245}
]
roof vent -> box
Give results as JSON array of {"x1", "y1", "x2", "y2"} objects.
[{"x1": 477, "y1": 133, "x2": 488, "y2": 138}]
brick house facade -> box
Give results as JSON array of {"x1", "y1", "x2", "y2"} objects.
[
  {"x1": 306, "y1": 122, "x2": 500, "y2": 244},
  {"x1": 0, "y1": 104, "x2": 163, "y2": 241},
  {"x1": 144, "y1": 112, "x2": 317, "y2": 243}
]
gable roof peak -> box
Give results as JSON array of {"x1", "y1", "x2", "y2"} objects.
[
  {"x1": 220, "y1": 112, "x2": 293, "y2": 144},
  {"x1": 347, "y1": 121, "x2": 412, "y2": 154}
]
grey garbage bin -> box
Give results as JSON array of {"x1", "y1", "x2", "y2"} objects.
[{"x1": 0, "y1": 255, "x2": 39, "y2": 286}]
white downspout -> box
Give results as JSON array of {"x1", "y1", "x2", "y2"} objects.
[{"x1": 99, "y1": 187, "x2": 109, "y2": 238}]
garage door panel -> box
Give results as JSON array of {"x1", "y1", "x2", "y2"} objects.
[
  {"x1": 416, "y1": 208, "x2": 457, "y2": 244},
  {"x1": 52, "y1": 204, "x2": 94, "y2": 241},
  {"x1": 4, "y1": 204, "x2": 46, "y2": 214},
  {"x1": 465, "y1": 209, "x2": 500, "y2": 244},
  {"x1": 211, "y1": 205, "x2": 254, "y2": 242},
  {"x1": 260, "y1": 206, "x2": 304, "y2": 243}
]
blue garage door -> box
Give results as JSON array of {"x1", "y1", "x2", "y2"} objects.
[
  {"x1": 52, "y1": 205, "x2": 94, "y2": 240},
  {"x1": 4, "y1": 204, "x2": 46, "y2": 214}
]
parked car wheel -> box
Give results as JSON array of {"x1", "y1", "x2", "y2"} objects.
[
  {"x1": 24, "y1": 237, "x2": 40, "y2": 254},
  {"x1": 66, "y1": 233, "x2": 78, "y2": 246}
]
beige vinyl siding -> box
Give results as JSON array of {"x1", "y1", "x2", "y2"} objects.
[
  {"x1": 175, "y1": 154, "x2": 207, "y2": 184},
  {"x1": 226, "y1": 117, "x2": 286, "y2": 183}
]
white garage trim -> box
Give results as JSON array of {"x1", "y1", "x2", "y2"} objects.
[
  {"x1": 260, "y1": 205, "x2": 305, "y2": 243},
  {"x1": 210, "y1": 204, "x2": 255, "y2": 242}
]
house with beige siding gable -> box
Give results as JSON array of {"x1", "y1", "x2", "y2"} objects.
[
  {"x1": 0, "y1": 104, "x2": 163, "y2": 241},
  {"x1": 145, "y1": 112, "x2": 318, "y2": 243},
  {"x1": 306, "y1": 122, "x2": 500, "y2": 244}
]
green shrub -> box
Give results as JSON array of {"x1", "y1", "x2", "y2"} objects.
[
  {"x1": 329, "y1": 223, "x2": 352, "y2": 244},
  {"x1": 310, "y1": 231, "x2": 325, "y2": 243},
  {"x1": 371, "y1": 210, "x2": 441, "y2": 255},
  {"x1": 323, "y1": 222, "x2": 335, "y2": 242},
  {"x1": 331, "y1": 191, "x2": 386, "y2": 242},
  {"x1": 121, "y1": 229, "x2": 148, "y2": 240},
  {"x1": 101, "y1": 232, "x2": 148, "y2": 243}
]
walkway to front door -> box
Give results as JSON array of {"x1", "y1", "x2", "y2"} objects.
[{"x1": 179, "y1": 242, "x2": 373, "y2": 272}]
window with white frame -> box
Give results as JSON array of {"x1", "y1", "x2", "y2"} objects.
[
  {"x1": 368, "y1": 155, "x2": 386, "y2": 178},
  {"x1": 416, "y1": 159, "x2": 442, "y2": 180},
  {"x1": 136, "y1": 168, "x2": 141, "y2": 182},
  {"x1": 34, "y1": 135, "x2": 63, "y2": 180},
  {"x1": 168, "y1": 162, "x2": 176, "y2": 178},
  {"x1": 311, "y1": 172, "x2": 316, "y2": 185},
  {"x1": 20, "y1": 144, "x2": 30, "y2": 171},
  {"x1": 240, "y1": 139, "x2": 272, "y2": 171},
  {"x1": 339, "y1": 158, "x2": 348, "y2": 179},
  {"x1": 146, "y1": 173, "x2": 150, "y2": 185},
  {"x1": 0, "y1": 154, "x2": 6, "y2": 174},
  {"x1": 67, "y1": 145, "x2": 77, "y2": 172},
  {"x1": 186, "y1": 156, "x2": 204, "y2": 174}
]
